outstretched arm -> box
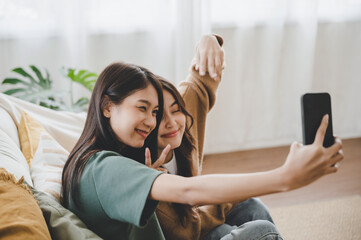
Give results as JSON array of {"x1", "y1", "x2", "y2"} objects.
[{"x1": 150, "y1": 115, "x2": 343, "y2": 205}]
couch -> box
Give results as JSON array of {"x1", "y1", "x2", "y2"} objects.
[{"x1": 0, "y1": 93, "x2": 102, "y2": 240}]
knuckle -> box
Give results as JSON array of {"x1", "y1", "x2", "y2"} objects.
[
  {"x1": 199, "y1": 49, "x2": 207, "y2": 55},
  {"x1": 315, "y1": 145, "x2": 323, "y2": 154},
  {"x1": 335, "y1": 142, "x2": 342, "y2": 148}
]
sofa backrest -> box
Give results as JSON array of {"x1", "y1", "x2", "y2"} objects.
[{"x1": 0, "y1": 106, "x2": 20, "y2": 148}]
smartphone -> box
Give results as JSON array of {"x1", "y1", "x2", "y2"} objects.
[{"x1": 301, "y1": 93, "x2": 334, "y2": 147}]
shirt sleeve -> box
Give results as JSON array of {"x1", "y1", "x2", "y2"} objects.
[
  {"x1": 90, "y1": 151, "x2": 163, "y2": 227},
  {"x1": 177, "y1": 41, "x2": 223, "y2": 175}
]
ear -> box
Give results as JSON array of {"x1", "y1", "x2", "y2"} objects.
[{"x1": 102, "y1": 96, "x2": 113, "y2": 118}]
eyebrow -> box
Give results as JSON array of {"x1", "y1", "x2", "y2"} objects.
[
  {"x1": 170, "y1": 101, "x2": 178, "y2": 107},
  {"x1": 138, "y1": 99, "x2": 159, "y2": 108}
]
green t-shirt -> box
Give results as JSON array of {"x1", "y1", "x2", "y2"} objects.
[{"x1": 67, "y1": 150, "x2": 165, "y2": 240}]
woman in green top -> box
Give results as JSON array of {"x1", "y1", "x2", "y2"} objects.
[{"x1": 62, "y1": 44, "x2": 344, "y2": 240}]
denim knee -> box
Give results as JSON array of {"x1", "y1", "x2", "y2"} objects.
[
  {"x1": 222, "y1": 220, "x2": 283, "y2": 240},
  {"x1": 246, "y1": 198, "x2": 273, "y2": 222},
  {"x1": 226, "y1": 198, "x2": 274, "y2": 226}
]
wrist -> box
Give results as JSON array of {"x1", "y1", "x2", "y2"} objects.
[{"x1": 274, "y1": 166, "x2": 291, "y2": 192}]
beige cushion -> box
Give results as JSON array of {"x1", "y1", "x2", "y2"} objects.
[
  {"x1": 0, "y1": 129, "x2": 33, "y2": 186},
  {"x1": 0, "y1": 107, "x2": 20, "y2": 148},
  {"x1": 0, "y1": 93, "x2": 85, "y2": 152},
  {"x1": 31, "y1": 131, "x2": 69, "y2": 202}
]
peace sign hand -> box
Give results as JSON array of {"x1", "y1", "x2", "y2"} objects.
[{"x1": 145, "y1": 144, "x2": 171, "y2": 173}]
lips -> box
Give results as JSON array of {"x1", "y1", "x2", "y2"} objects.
[
  {"x1": 161, "y1": 130, "x2": 179, "y2": 138},
  {"x1": 135, "y1": 129, "x2": 149, "y2": 138}
]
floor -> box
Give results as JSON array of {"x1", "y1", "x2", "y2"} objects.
[{"x1": 202, "y1": 137, "x2": 361, "y2": 208}]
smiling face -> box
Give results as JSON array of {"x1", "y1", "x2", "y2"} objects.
[
  {"x1": 103, "y1": 84, "x2": 159, "y2": 148},
  {"x1": 157, "y1": 90, "x2": 186, "y2": 151}
]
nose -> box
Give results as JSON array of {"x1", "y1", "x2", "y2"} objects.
[
  {"x1": 164, "y1": 113, "x2": 176, "y2": 129},
  {"x1": 143, "y1": 112, "x2": 157, "y2": 130}
]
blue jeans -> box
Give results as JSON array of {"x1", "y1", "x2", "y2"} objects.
[{"x1": 203, "y1": 198, "x2": 283, "y2": 240}]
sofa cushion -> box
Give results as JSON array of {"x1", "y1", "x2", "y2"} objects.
[
  {"x1": 31, "y1": 131, "x2": 69, "y2": 202},
  {"x1": 0, "y1": 168, "x2": 51, "y2": 240},
  {"x1": 18, "y1": 110, "x2": 46, "y2": 166},
  {"x1": 0, "y1": 107, "x2": 20, "y2": 148},
  {"x1": 31, "y1": 186, "x2": 102, "y2": 240},
  {"x1": 0, "y1": 93, "x2": 85, "y2": 152},
  {"x1": 0, "y1": 129, "x2": 33, "y2": 186}
]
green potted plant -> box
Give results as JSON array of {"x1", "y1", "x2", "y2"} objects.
[{"x1": 1, "y1": 65, "x2": 97, "y2": 112}]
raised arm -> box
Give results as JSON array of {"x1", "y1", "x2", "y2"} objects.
[
  {"x1": 178, "y1": 34, "x2": 225, "y2": 175},
  {"x1": 150, "y1": 115, "x2": 343, "y2": 205}
]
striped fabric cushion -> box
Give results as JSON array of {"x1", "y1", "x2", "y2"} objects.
[{"x1": 30, "y1": 131, "x2": 69, "y2": 202}]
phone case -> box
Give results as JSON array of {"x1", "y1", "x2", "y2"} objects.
[{"x1": 301, "y1": 93, "x2": 334, "y2": 147}]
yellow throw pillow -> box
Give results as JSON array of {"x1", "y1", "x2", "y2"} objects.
[
  {"x1": 18, "y1": 111, "x2": 46, "y2": 166},
  {"x1": 0, "y1": 168, "x2": 51, "y2": 240}
]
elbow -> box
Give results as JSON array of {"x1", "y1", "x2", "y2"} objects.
[{"x1": 180, "y1": 180, "x2": 202, "y2": 206}]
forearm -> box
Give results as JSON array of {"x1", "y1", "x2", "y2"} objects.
[{"x1": 150, "y1": 167, "x2": 288, "y2": 205}]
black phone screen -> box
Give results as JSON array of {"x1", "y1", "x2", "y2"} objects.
[{"x1": 301, "y1": 93, "x2": 334, "y2": 147}]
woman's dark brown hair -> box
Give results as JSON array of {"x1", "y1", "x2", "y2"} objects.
[
  {"x1": 158, "y1": 77, "x2": 196, "y2": 226},
  {"x1": 61, "y1": 62, "x2": 163, "y2": 208}
]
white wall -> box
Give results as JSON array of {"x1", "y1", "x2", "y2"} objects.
[{"x1": 1, "y1": 1, "x2": 360, "y2": 154}]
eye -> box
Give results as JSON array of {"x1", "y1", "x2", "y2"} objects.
[
  {"x1": 152, "y1": 109, "x2": 159, "y2": 116},
  {"x1": 171, "y1": 106, "x2": 181, "y2": 113},
  {"x1": 138, "y1": 106, "x2": 146, "y2": 112}
]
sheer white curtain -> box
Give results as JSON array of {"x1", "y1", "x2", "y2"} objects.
[
  {"x1": 205, "y1": 0, "x2": 361, "y2": 153},
  {"x1": 1, "y1": 0, "x2": 360, "y2": 153}
]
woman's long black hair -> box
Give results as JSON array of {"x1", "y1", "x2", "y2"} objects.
[
  {"x1": 158, "y1": 77, "x2": 196, "y2": 226},
  {"x1": 61, "y1": 62, "x2": 163, "y2": 208}
]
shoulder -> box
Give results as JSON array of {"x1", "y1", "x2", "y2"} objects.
[
  {"x1": 86, "y1": 150, "x2": 162, "y2": 179},
  {"x1": 89, "y1": 150, "x2": 144, "y2": 168}
]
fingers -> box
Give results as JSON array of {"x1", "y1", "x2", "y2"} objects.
[
  {"x1": 195, "y1": 35, "x2": 224, "y2": 78},
  {"x1": 145, "y1": 148, "x2": 152, "y2": 167},
  {"x1": 325, "y1": 137, "x2": 344, "y2": 174},
  {"x1": 208, "y1": 55, "x2": 216, "y2": 79},
  {"x1": 195, "y1": 49, "x2": 200, "y2": 71},
  {"x1": 314, "y1": 114, "x2": 329, "y2": 146},
  {"x1": 152, "y1": 144, "x2": 171, "y2": 169},
  {"x1": 330, "y1": 152, "x2": 344, "y2": 166},
  {"x1": 199, "y1": 51, "x2": 207, "y2": 76},
  {"x1": 214, "y1": 56, "x2": 223, "y2": 80},
  {"x1": 327, "y1": 138, "x2": 343, "y2": 170},
  {"x1": 327, "y1": 137, "x2": 342, "y2": 156},
  {"x1": 157, "y1": 167, "x2": 169, "y2": 173}
]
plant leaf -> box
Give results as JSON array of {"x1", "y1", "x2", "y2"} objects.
[
  {"x1": 45, "y1": 70, "x2": 52, "y2": 89},
  {"x1": 67, "y1": 68, "x2": 75, "y2": 80},
  {"x1": 30, "y1": 65, "x2": 50, "y2": 89},
  {"x1": 12, "y1": 67, "x2": 38, "y2": 85},
  {"x1": 67, "y1": 69, "x2": 97, "y2": 91},
  {"x1": 2, "y1": 78, "x2": 31, "y2": 86},
  {"x1": 71, "y1": 97, "x2": 89, "y2": 112},
  {"x1": 74, "y1": 97, "x2": 89, "y2": 106},
  {"x1": 3, "y1": 88, "x2": 27, "y2": 95}
]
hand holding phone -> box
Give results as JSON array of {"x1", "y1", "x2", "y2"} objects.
[{"x1": 301, "y1": 93, "x2": 334, "y2": 147}]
